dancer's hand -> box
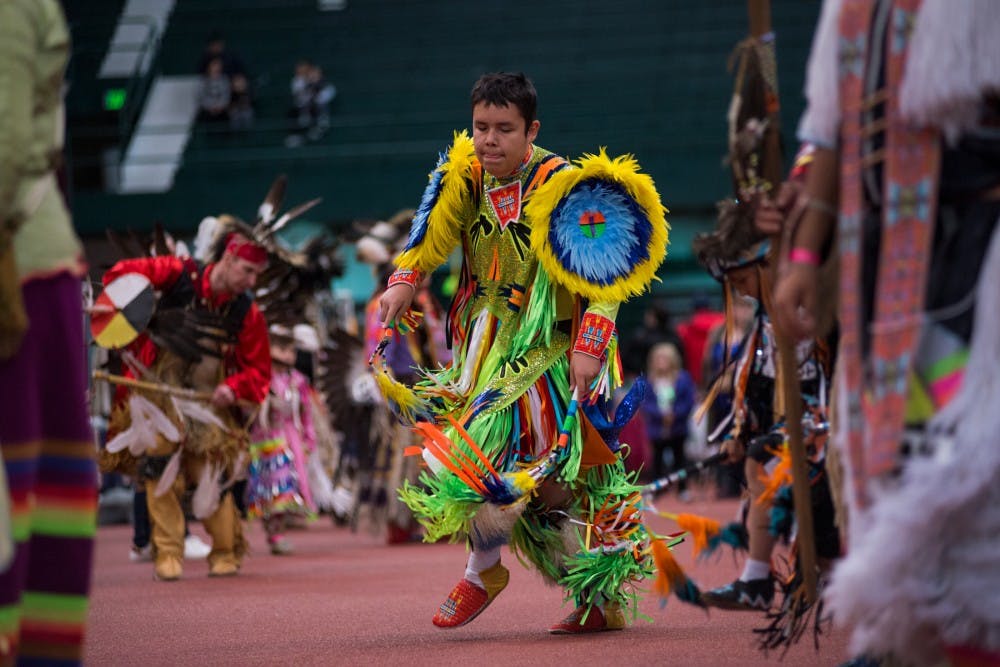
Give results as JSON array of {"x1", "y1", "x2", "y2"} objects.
[
  {"x1": 212, "y1": 383, "x2": 236, "y2": 407},
  {"x1": 740, "y1": 181, "x2": 802, "y2": 236},
  {"x1": 773, "y1": 262, "x2": 819, "y2": 341},
  {"x1": 569, "y1": 352, "x2": 601, "y2": 400},
  {"x1": 378, "y1": 283, "x2": 415, "y2": 327}
]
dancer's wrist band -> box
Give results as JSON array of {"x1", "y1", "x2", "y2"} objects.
[
  {"x1": 387, "y1": 268, "x2": 422, "y2": 289},
  {"x1": 789, "y1": 247, "x2": 821, "y2": 267},
  {"x1": 573, "y1": 312, "x2": 615, "y2": 359},
  {"x1": 806, "y1": 198, "x2": 838, "y2": 219}
]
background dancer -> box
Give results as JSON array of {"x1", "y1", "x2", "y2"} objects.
[
  {"x1": 100, "y1": 231, "x2": 271, "y2": 580},
  {"x1": 246, "y1": 325, "x2": 319, "y2": 555}
]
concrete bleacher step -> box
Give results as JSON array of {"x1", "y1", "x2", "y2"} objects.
[
  {"x1": 99, "y1": 0, "x2": 176, "y2": 79},
  {"x1": 117, "y1": 76, "x2": 200, "y2": 194}
]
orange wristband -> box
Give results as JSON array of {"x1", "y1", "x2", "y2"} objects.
[{"x1": 387, "y1": 268, "x2": 422, "y2": 289}]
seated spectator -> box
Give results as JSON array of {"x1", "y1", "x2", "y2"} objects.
[
  {"x1": 228, "y1": 73, "x2": 254, "y2": 131},
  {"x1": 306, "y1": 64, "x2": 336, "y2": 139},
  {"x1": 197, "y1": 57, "x2": 230, "y2": 123},
  {"x1": 286, "y1": 60, "x2": 337, "y2": 146},
  {"x1": 198, "y1": 29, "x2": 246, "y2": 78}
]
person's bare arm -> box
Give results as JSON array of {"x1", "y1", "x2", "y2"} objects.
[{"x1": 772, "y1": 147, "x2": 839, "y2": 340}]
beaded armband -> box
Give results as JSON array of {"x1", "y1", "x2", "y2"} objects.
[
  {"x1": 387, "y1": 268, "x2": 422, "y2": 290},
  {"x1": 573, "y1": 312, "x2": 616, "y2": 359}
]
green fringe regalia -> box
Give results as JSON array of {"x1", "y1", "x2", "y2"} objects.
[{"x1": 379, "y1": 131, "x2": 675, "y2": 620}]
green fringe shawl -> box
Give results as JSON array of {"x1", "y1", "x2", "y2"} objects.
[
  {"x1": 509, "y1": 459, "x2": 656, "y2": 622},
  {"x1": 398, "y1": 354, "x2": 583, "y2": 542}
]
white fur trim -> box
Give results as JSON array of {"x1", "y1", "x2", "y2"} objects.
[
  {"x1": 468, "y1": 501, "x2": 525, "y2": 551},
  {"x1": 901, "y1": 0, "x2": 1000, "y2": 144},
  {"x1": 797, "y1": 0, "x2": 844, "y2": 148},
  {"x1": 826, "y1": 216, "x2": 1000, "y2": 663}
]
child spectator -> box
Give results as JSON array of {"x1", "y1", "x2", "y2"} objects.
[
  {"x1": 286, "y1": 60, "x2": 337, "y2": 146},
  {"x1": 198, "y1": 30, "x2": 246, "y2": 78}
]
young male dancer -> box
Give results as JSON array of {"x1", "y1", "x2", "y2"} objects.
[{"x1": 379, "y1": 72, "x2": 670, "y2": 633}]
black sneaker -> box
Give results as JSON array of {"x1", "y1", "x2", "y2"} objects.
[{"x1": 701, "y1": 577, "x2": 775, "y2": 611}]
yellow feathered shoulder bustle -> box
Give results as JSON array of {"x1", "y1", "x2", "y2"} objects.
[
  {"x1": 525, "y1": 149, "x2": 669, "y2": 303},
  {"x1": 394, "y1": 131, "x2": 478, "y2": 273}
]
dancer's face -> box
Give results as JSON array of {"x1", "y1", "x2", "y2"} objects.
[
  {"x1": 270, "y1": 339, "x2": 296, "y2": 367},
  {"x1": 472, "y1": 102, "x2": 539, "y2": 178},
  {"x1": 726, "y1": 265, "x2": 761, "y2": 300},
  {"x1": 217, "y1": 254, "x2": 265, "y2": 294}
]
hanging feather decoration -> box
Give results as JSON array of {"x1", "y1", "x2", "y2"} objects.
[
  {"x1": 170, "y1": 397, "x2": 228, "y2": 430},
  {"x1": 650, "y1": 536, "x2": 706, "y2": 608},
  {"x1": 758, "y1": 436, "x2": 792, "y2": 507},
  {"x1": 704, "y1": 521, "x2": 750, "y2": 557},
  {"x1": 105, "y1": 394, "x2": 181, "y2": 456},
  {"x1": 153, "y1": 449, "x2": 183, "y2": 498},
  {"x1": 191, "y1": 463, "x2": 223, "y2": 519},
  {"x1": 672, "y1": 513, "x2": 722, "y2": 559}
]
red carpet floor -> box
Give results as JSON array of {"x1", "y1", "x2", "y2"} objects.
[{"x1": 85, "y1": 493, "x2": 851, "y2": 666}]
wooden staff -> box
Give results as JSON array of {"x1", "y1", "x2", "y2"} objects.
[
  {"x1": 93, "y1": 370, "x2": 214, "y2": 401},
  {"x1": 92, "y1": 370, "x2": 260, "y2": 416},
  {"x1": 747, "y1": 0, "x2": 818, "y2": 603}
]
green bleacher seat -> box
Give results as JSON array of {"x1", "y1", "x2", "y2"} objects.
[{"x1": 70, "y1": 0, "x2": 820, "y2": 308}]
